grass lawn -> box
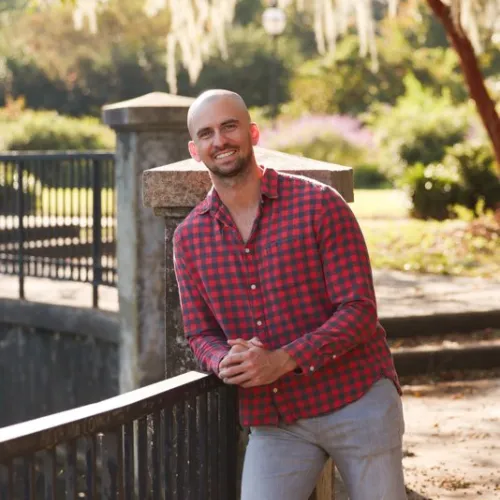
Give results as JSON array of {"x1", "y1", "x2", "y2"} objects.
[
  {"x1": 350, "y1": 189, "x2": 411, "y2": 219},
  {"x1": 352, "y1": 189, "x2": 499, "y2": 278}
]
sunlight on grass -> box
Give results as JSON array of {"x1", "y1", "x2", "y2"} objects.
[
  {"x1": 360, "y1": 217, "x2": 500, "y2": 278},
  {"x1": 40, "y1": 188, "x2": 115, "y2": 216},
  {"x1": 351, "y1": 189, "x2": 411, "y2": 219}
]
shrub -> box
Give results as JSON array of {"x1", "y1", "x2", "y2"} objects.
[
  {"x1": 259, "y1": 114, "x2": 390, "y2": 189},
  {"x1": 366, "y1": 74, "x2": 470, "y2": 180},
  {"x1": 353, "y1": 164, "x2": 391, "y2": 189},
  {"x1": 402, "y1": 162, "x2": 461, "y2": 220},
  {"x1": 447, "y1": 143, "x2": 500, "y2": 214},
  {"x1": 402, "y1": 142, "x2": 500, "y2": 220},
  {"x1": 0, "y1": 110, "x2": 115, "y2": 151}
]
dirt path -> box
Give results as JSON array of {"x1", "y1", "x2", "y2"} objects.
[{"x1": 402, "y1": 378, "x2": 500, "y2": 499}]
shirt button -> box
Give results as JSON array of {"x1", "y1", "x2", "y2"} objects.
[
  {"x1": 332, "y1": 355, "x2": 337, "y2": 360},
  {"x1": 256, "y1": 320, "x2": 262, "y2": 326},
  {"x1": 309, "y1": 366, "x2": 315, "y2": 372},
  {"x1": 245, "y1": 248, "x2": 251, "y2": 254},
  {"x1": 273, "y1": 388, "x2": 278, "y2": 393},
  {"x1": 250, "y1": 284, "x2": 257, "y2": 290}
]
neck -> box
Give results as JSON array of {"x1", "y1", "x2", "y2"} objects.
[{"x1": 211, "y1": 160, "x2": 263, "y2": 213}]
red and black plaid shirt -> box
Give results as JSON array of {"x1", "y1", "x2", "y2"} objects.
[{"x1": 173, "y1": 167, "x2": 400, "y2": 427}]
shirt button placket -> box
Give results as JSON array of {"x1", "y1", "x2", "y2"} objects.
[{"x1": 245, "y1": 245, "x2": 265, "y2": 348}]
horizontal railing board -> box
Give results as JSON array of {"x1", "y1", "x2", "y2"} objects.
[
  {"x1": 0, "y1": 226, "x2": 82, "y2": 243},
  {"x1": 0, "y1": 372, "x2": 217, "y2": 462}
]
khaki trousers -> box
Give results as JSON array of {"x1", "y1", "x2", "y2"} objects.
[{"x1": 241, "y1": 378, "x2": 407, "y2": 500}]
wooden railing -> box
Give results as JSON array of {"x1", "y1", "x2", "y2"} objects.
[{"x1": 0, "y1": 372, "x2": 238, "y2": 499}]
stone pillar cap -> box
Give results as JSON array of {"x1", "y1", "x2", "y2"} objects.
[
  {"x1": 102, "y1": 92, "x2": 195, "y2": 131},
  {"x1": 143, "y1": 146, "x2": 353, "y2": 210}
]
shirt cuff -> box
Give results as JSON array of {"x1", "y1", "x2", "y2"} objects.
[
  {"x1": 211, "y1": 348, "x2": 230, "y2": 376},
  {"x1": 282, "y1": 338, "x2": 318, "y2": 375}
]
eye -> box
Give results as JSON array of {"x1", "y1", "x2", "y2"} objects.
[
  {"x1": 223, "y1": 123, "x2": 237, "y2": 132},
  {"x1": 199, "y1": 130, "x2": 212, "y2": 139}
]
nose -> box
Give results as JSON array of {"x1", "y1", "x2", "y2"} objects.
[{"x1": 212, "y1": 129, "x2": 225, "y2": 148}]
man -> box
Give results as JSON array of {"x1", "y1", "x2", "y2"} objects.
[{"x1": 173, "y1": 89, "x2": 406, "y2": 500}]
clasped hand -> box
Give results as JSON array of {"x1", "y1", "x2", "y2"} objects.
[{"x1": 218, "y1": 337, "x2": 297, "y2": 388}]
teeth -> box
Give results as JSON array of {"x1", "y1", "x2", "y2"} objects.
[{"x1": 216, "y1": 151, "x2": 236, "y2": 159}]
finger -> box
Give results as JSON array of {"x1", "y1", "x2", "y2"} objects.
[
  {"x1": 249, "y1": 337, "x2": 264, "y2": 347},
  {"x1": 228, "y1": 344, "x2": 249, "y2": 354},
  {"x1": 224, "y1": 372, "x2": 254, "y2": 386},
  {"x1": 219, "y1": 352, "x2": 244, "y2": 369},
  {"x1": 219, "y1": 363, "x2": 249, "y2": 379},
  {"x1": 227, "y1": 338, "x2": 250, "y2": 347}
]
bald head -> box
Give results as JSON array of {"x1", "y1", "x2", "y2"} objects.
[{"x1": 187, "y1": 90, "x2": 250, "y2": 137}]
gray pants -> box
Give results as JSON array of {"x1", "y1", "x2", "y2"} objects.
[{"x1": 241, "y1": 378, "x2": 407, "y2": 500}]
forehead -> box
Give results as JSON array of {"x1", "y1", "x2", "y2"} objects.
[{"x1": 190, "y1": 96, "x2": 248, "y2": 132}]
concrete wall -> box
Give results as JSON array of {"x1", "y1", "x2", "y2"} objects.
[{"x1": 0, "y1": 299, "x2": 119, "y2": 427}]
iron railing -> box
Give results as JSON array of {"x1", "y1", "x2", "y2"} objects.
[
  {"x1": 0, "y1": 152, "x2": 116, "y2": 307},
  {"x1": 0, "y1": 372, "x2": 239, "y2": 500}
]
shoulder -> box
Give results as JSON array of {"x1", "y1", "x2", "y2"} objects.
[{"x1": 173, "y1": 201, "x2": 210, "y2": 250}]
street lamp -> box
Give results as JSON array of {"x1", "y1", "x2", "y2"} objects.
[{"x1": 262, "y1": 1, "x2": 287, "y2": 126}]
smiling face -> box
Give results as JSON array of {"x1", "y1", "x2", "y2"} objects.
[{"x1": 187, "y1": 93, "x2": 260, "y2": 179}]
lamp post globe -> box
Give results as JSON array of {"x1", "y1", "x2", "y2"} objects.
[
  {"x1": 262, "y1": 2, "x2": 287, "y2": 126},
  {"x1": 262, "y1": 6, "x2": 287, "y2": 37}
]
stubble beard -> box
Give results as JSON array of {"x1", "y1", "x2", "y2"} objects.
[{"x1": 208, "y1": 150, "x2": 253, "y2": 180}]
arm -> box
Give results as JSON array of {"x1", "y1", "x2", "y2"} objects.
[
  {"x1": 282, "y1": 188, "x2": 379, "y2": 373},
  {"x1": 173, "y1": 243, "x2": 229, "y2": 375}
]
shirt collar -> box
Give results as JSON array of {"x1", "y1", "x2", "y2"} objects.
[{"x1": 195, "y1": 166, "x2": 279, "y2": 215}]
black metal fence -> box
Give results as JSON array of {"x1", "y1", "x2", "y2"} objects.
[
  {"x1": 0, "y1": 152, "x2": 116, "y2": 307},
  {"x1": 0, "y1": 372, "x2": 239, "y2": 500}
]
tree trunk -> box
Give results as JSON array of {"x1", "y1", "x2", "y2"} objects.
[{"x1": 426, "y1": 0, "x2": 500, "y2": 173}]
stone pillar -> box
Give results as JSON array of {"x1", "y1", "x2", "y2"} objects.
[
  {"x1": 102, "y1": 92, "x2": 195, "y2": 392},
  {"x1": 143, "y1": 147, "x2": 353, "y2": 500}
]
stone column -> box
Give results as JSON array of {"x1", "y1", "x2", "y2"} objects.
[
  {"x1": 102, "y1": 92, "x2": 194, "y2": 392},
  {"x1": 143, "y1": 147, "x2": 353, "y2": 500}
]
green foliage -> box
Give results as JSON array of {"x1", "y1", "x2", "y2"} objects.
[
  {"x1": 367, "y1": 74, "x2": 470, "y2": 179},
  {"x1": 0, "y1": 108, "x2": 115, "y2": 150},
  {"x1": 353, "y1": 164, "x2": 391, "y2": 190},
  {"x1": 401, "y1": 142, "x2": 500, "y2": 220},
  {"x1": 402, "y1": 162, "x2": 461, "y2": 220},
  {"x1": 289, "y1": 35, "x2": 406, "y2": 117},
  {"x1": 447, "y1": 143, "x2": 500, "y2": 214},
  {"x1": 179, "y1": 25, "x2": 291, "y2": 108},
  {"x1": 1, "y1": 0, "x2": 171, "y2": 116},
  {"x1": 270, "y1": 129, "x2": 388, "y2": 189},
  {"x1": 278, "y1": 131, "x2": 366, "y2": 167}
]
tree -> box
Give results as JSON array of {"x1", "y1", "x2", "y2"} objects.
[{"x1": 424, "y1": 0, "x2": 500, "y2": 173}]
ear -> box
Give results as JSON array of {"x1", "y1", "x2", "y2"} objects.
[
  {"x1": 188, "y1": 140, "x2": 201, "y2": 162},
  {"x1": 249, "y1": 122, "x2": 260, "y2": 146}
]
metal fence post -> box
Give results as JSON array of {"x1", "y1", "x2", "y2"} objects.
[
  {"x1": 92, "y1": 158, "x2": 103, "y2": 308},
  {"x1": 16, "y1": 160, "x2": 25, "y2": 300}
]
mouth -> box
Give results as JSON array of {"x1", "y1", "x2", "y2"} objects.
[{"x1": 214, "y1": 149, "x2": 237, "y2": 160}]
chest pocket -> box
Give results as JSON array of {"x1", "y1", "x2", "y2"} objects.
[{"x1": 260, "y1": 234, "x2": 316, "y2": 290}]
